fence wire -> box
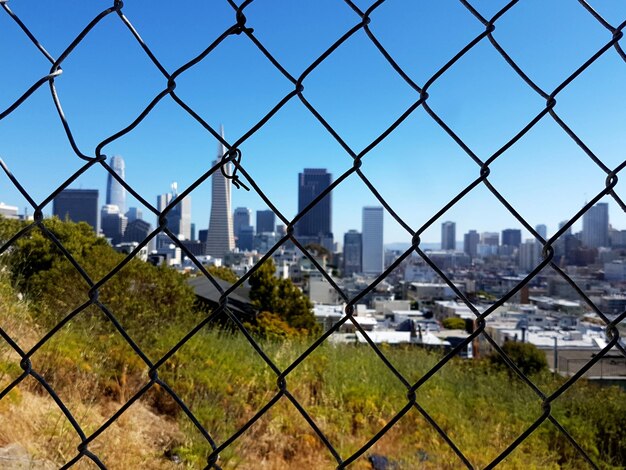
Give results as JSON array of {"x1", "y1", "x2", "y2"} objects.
[{"x1": 0, "y1": 0, "x2": 625, "y2": 469}]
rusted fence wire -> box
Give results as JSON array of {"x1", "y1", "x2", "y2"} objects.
[{"x1": 1, "y1": 1, "x2": 625, "y2": 468}]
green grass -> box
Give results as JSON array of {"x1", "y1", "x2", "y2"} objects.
[{"x1": 1, "y1": 276, "x2": 626, "y2": 469}]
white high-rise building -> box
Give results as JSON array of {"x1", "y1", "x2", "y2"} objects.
[
  {"x1": 362, "y1": 206, "x2": 384, "y2": 275},
  {"x1": 206, "y1": 127, "x2": 235, "y2": 258},
  {"x1": 582, "y1": 202, "x2": 609, "y2": 248}
]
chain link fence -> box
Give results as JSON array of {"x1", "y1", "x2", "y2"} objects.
[{"x1": 1, "y1": 0, "x2": 625, "y2": 468}]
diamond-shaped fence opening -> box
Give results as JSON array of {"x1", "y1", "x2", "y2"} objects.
[{"x1": 1, "y1": 1, "x2": 626, "y2": 468}]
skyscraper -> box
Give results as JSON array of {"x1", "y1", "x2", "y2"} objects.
[
  {"x1": 441, "y1": 221, "x2": 456, "y2": 250},
  {"x1": 256, "y1": 209, "x2": 276, "y2": 233},
  {"x1": 535, "y1": 224, "x2": 548, "y2": 240},
  {"x1": 362, "y1": 206, "x2": 383, "y2": 275},
  {"x1": 233, "y1": 207, "x2": 252, "y2": 251},
  {"x1": 206, "y1": 131, "x2": 235, "y2": 257},
  {"x1": 463, "y1": 230, "x2": 480, "y2": 259},
  {"x1": 582, "y1": 203, "x2": 609, "y2": 248},
  {"x1": 296, "y1": 168, "x2": 333, "y2": 251},
  {"x1": 233, "y1": 207, "x2": 251, "y2": 236},
  {"x1": 106, "y1": 155, "x2": 126, "y2": 213},
  {"x1": 501, "y1": 229, "x2": 522, "y2": 247},
  {"x1": 157, "y1": 182, "x2": 191, "y2": 240},
  {"x1": 53, "y1": 189, "x2": 99, "y2": 233},
  {"x1": 101, "y1": 204, "x2": 127, "y2": 244},
  {"x1": 343, "y1": 230, "x2": 362, "y2": 276}
]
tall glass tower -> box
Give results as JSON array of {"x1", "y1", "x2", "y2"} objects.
[
  {"x1": 296, "y1": 168, "x2": 333, "y2": 250},
  {"x1": 106, "y1": 155, "x2": 126, "y2": 213},
  {"x1": 206, "y1": 128, "x2": 235, "y2": 257}
]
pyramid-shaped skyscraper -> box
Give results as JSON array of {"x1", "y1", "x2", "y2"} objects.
[{"x1": 205, "y1": 127, "x2": 235, "y2": 258}]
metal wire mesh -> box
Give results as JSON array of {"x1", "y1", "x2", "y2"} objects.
[{"x1": 1, "y1": 0, "x2": 625, "y2": 468}]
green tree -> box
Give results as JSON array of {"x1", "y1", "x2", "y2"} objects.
[
  {"x1": 206, "y1": 265, "x2": 239, "y2": 284},
  {"x1": 488, "y1": 341, "x2": 548, "y2": 376},
  {"x1": 0, "y1": 217, "x2": 197, "y2": 338},
  {"x1": 442, "y1": 317, "x2": 466, "y2": 330},
  {"x1": 248, "y1": 259, "x2": 318, "y2": 335}
]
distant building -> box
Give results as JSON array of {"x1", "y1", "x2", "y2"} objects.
[
  {"x1": 106, "y1": 155, "x2": 126, "y2": 213},
  {"x1": 362, "y1": 206, "x2": 384, "y2": 275},
  {"x1": 123, "y1": 219, "x2": 152, "y2": 244},
  {"x1": 519, "y1": 239, "x2": 540, "y2": 272},
  {"x1": 206, "y1": 128, "x2": 235, "y2": 258},
  {"x1": 233, "y1": 207, "x2": 251, "y2": 249},
  {"x1": 477, "y1": 232, "x2": 499, "y2": 257},
  {"x1": 463, "y1": 230, "x2": 479, "y2": 259},
  {"x1": 125, "y1": 207, "x2": 143, "y2": 222},
  {"x1": 157, "y1": 182, "x2": 191, "y2": 240},
  {"x1": 441, "y1": 221, "x2": 456, "y2": 251},
  {"x1": 0, "y1": 202, "x2": 19, "y2": 219},
  {"x1": 256, "y1": 209, "x2": 276, "y2": 234},
  {"x1": 501, "y1": 229, "x2": 521, "y2": 247},
  {"x1": 582, "y1": 202, "x2": 609, "y2": 248},
  {"x1": 343, "y1": 230, "x2": 362, "y2": 276},
  {"x1": 53, "y1": 189, "x2": 99, "y2": 233},
  {"x1": 238, "y1": 225, "x2": 254, "y2": 251},
  {"x1": 535, "y1": 224, "x2": 548, "y2": 241},
  {"x1": 296, "y1": 168, "x2": 333, "y2": 251},
  {"x1": 101, "y1": 204, "x2": 127, "y2": 245}
]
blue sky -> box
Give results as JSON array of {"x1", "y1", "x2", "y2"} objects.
[{"x1": 1, "y1": 1, "x2": 626, "y2": 245}]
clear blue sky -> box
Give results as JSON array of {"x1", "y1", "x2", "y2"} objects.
[{"x1": 1, "y1": 1, "x2": 625, "y2": 245}]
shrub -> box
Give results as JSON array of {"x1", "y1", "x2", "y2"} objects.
[
  {"x1": 442, "y1": 317, "x2": 466, "y2": 330},
  {"x1": 488, "y1": 341, "x2": 548, "y2": 375}
]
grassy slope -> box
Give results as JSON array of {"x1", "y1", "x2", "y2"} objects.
[{"x1": 1, "y1": 276, "x2": 625, "y2": 469}]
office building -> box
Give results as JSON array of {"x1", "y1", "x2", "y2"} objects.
[
  {"x1": 256, "y1": 209, "x2": 276, "y2": 234},
  {"x1": 106, "y1": 155, "x2": 126, "y2": 213},
  {"x1": 582, "y1": 202, "x2": 609, "y2": 248},
  {"x1": 233, "y1": 207, "x2": 252, "y2": 247},
  {"x1": 519, "y1": 239, "x2": 540, "y2": 272},
  {"x1": 441, "y1": 221, "x2": 456, "y2": 251},
  {"x1": 53, "y1": 189, "x2": 99, "y2": 233},
  {"x1": 123, "y1": 219, "x2": 152, "y2": 244},
  {"x1": 238, "y1": 225, "x2": 254, "y2": 251},
  {"x1": 501, "y1": 229, "x2": 521, "y2": 247},
  {"x1": 101, "y1": 204, "x2": 127, "y2": 245},
  {"x1": 206, "y1": 132, "x2": 235, "y2": 258},
  {"x1": 125, "y1": 207, "x2": 143, "y2": 222},
  {"x1": 157, "y1": 182, "x2": 191, "y2": 240},
  {"x1": 362, "y1": 206, "x2": 384, "y2": 275},
  {"x1": 463, "y1": 230, "x2": 480, "y2": 259},
  {"x1": 343, "y1": 230, "x2": 362, "y2": 276},
  {"x1": 296, "y1": 168, "x2": 333, "y2": 251},
  {"x1": 535, "y1": 224, "x2": 548, "y2": 241}
]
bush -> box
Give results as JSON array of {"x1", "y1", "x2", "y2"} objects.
[
  {"x1": 442, "y1": 317, "x2": 466, "y2": 330},
  {"x1": 488, "y1": 341, "x2": 548, "y2": 375}
]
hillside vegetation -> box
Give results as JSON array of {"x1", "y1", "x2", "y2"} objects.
[{"x1": 1, "y1": 218, "x2": 625, "y2": 469}]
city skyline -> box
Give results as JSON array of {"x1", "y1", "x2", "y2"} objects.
[{"x1": 2, "y1": 2, "x2": 626, "y2": 245}]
